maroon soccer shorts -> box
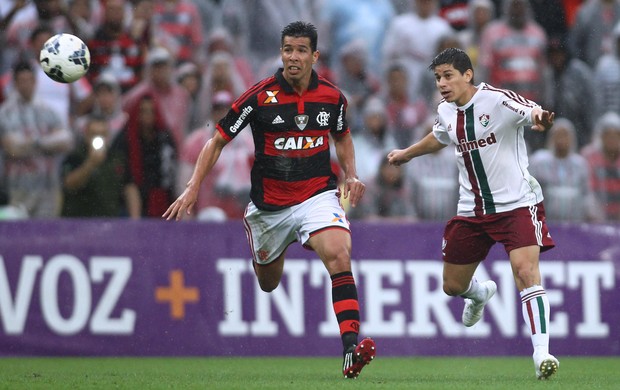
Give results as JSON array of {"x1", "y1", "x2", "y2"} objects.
[{"x1": 442, "y1": 202, "x2": 555, "y2": 265}]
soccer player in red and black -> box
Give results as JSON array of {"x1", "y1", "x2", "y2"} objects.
[{"x1": 164, "y1": 21, "x2": 375, "y2": 379}]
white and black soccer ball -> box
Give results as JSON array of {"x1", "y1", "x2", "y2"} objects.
[{"x1": 39, "y1": 33, "x2": 90, "y2": 83}]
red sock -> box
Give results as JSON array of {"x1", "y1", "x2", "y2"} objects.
[{"x1": 331, "y1": 271, "x2": 360, "y2": 348}]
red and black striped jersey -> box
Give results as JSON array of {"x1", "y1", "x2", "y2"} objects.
[
  {"x1": 217, "y1": 69, "x2": 350, "y2": 211},
  {"x1": 87, "y1": 30, "x2": 146, "y2": 93}
]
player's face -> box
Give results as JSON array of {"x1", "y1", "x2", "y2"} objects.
[
  {"x1": 433, "y1": 64, "x2": 474, "y2": 106},
  {"x1": 280, "y1": 36, "x2": 318, "y2": 86}
]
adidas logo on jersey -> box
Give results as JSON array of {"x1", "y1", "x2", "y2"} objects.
[{"x1": 272, "y1": 115, "x2": 285, "y2": 124}]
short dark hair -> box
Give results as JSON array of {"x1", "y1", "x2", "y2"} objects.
[
  {"x1": 386, "y1": 61, "x2": 408, "y2": 77},
  {"x1": 281, "y1": 21, "x2": 318, "y2": 52},
  {"x1": 30, "y1": 24, "x2": 53, "y2": 43},
  {"x1": 429, "y1": 47, "x2": 474, "y2": 82},
  {"x1": 12, "y1": 60, "x2": 34, "y2": 80}
]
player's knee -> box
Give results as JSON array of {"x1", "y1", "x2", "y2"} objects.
[
  {"x1": 512, "y1": 265, "x2": 538, "y2": 287},
  {"x1": 258, "y1": 279, "x2": 279, "y2": 292},
  {"x1": 324, "y1": 252, "x2": 351, "y2": 274},
  {"x1": 255, "y1": 272, "x2": 281, "y2": 292},
  {"x1": 443, "y1": 280, "x2": 467, "y2": 297}
]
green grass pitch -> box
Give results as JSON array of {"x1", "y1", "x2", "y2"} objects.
[{"x1": 0, "y1": 357, "x2": 619, "y2": 389}]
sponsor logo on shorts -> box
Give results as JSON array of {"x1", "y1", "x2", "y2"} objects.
[
  {"x1": 257, "y1": 250, "x2": 269, "y2": 261},
  {"x1": 332, "y1": 213, "x2": 345, "y2": 223}
]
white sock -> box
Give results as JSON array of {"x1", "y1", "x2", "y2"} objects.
[
  {"x1": 461, "y1": 278, "x2": 484, "y2": 301},
  {"x1": 520, "y1": 285, "x2": 550, "y2": 356}
]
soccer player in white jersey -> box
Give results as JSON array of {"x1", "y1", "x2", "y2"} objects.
[{"x1": 387, "y1": 47, "x2": 559, "y2": 380}]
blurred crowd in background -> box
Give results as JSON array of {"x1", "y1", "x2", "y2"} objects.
[{"x1": 0, "y1": 0, "x2": 619, "y2": 223}]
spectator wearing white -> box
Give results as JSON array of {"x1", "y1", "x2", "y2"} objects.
[
  {"x1": 0, "y1": 61, "x2": 74, "y2": 217},
  {"x1": 594, "y1": 21, "x2": 620, "y2": 119},
  {"x1": 405, "y1": 116, "x2": 458, "y2": 221},
  {"x1": 569, "y1": 0, "x2": 620, "y2": 69},
  {"x1": 350, "y1": 96, "x2": 398, "y2": 186},
  {"x1": 529, "y1": 118, "x2": 602, "y2": 222},
  {"x1": 383, "y1": 0, "x2": 453, "y2": 99},
  {"x1": 75, "y1": 72, "x2": 128, "y2": 143},
  {"x1": 457, "y1": 0, "x2": 495, "y2": 75}
]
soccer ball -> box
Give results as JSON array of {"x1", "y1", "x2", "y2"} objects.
[{"x1": 39, "y1": 33, "x2": 90, "y2": 83}]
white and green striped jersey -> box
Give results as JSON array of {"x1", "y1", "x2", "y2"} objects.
[{"x1": 432, "y1": 83, "x2": 544, "y2": 217}]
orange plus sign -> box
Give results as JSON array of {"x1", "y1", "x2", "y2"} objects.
[{"x1": 155, "y1": 270, "x2": 199, "y2": 319}]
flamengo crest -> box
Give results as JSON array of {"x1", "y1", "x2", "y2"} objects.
[{"x1": 316, "y1": 110, "x2": 330, "y2": 126}]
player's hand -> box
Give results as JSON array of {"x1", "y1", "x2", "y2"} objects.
[
  {"x1": 387, "y1": 149, "x2": 411, "y2": 166},
  {"x1": 342, "y1": 176, "x2": 365, "y2": 208},
  {"x1": 163, "y1": 185, "x2": 199, "y2": 221},
  {"x1": 532, "y1": 110, "x2": 555, "y2": 132}
]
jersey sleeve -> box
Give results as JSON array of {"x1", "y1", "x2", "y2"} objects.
[
  {"x1": 498, "y1": 92, "x2": 539, "y2": 128},
  {"x1": 431, "y1": 113, "x2": 452, "y2": 146},
  {"x1": 216, "y1": 95, "x2": 257, "y2": 141},
  {"x1": 331, "y1": 92, "x2": 350, "y2": 138}
]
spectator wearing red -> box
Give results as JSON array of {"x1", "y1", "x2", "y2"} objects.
[
  {"x1": 581, "y1": 112, "x2": 620, "y2": 221},
  {"x1": 123, "y1": 94, "x2": 177, "y2": 217},
  {"x1": 152, "y1": 0, "x2": 205, "y2": 65},
  {"x1": 123, "y1": 46, "x2": 191, "y2": 149},
  {"x1": 87, "y1": 0, "x2": 147, "y2": 93},
  {"x1": 177, "y1": 90, "x2": 253, "y2": 220}
]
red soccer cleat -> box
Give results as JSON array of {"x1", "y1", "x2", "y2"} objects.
[{"x1": 342, "y1": 337, "x2": 376, "y2": 379}]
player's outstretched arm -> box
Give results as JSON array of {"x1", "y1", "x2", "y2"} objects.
[
  {"x1": 163, "y1": 131, "x2": 229, "y2": 220},
  {"x1": 387, "y1": 131, "x2": 446, "y2": 166}
]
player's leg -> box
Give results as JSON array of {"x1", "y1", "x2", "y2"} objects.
[
  {"x1": 252, "y1": 251, "x2": 286, "y2": 292},
  {"x1": 444, "y1": 261, "x2": 497, "y2": 327},
  {"x1": 309, "y1": 228, "x2": 359, "y2": 347},
  {"x1": 442, "y1": 217, "x2": 497, "y2": 327},
  {"x1": 243, "y1": 202, "x2": 296, "y2": 292},
  {"x1": 442, "y1": 261, "x2": 480, "y2": 296},
  {"x1": 308, "y1": 228, "x2": 375, "y2": 378},
  {"x1": 510, "y1": 245, "x2": 558, "y2": 379},
  {"x1": 503, "y1": 203, "x2": 558, "y2": 379},
  {"x1": 301, "y1": 190, "x2": 374, "y2": 378}
]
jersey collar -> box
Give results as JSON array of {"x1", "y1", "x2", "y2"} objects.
[{"x1": 275, "y1": 68, "x2": 319, "y2": 94}]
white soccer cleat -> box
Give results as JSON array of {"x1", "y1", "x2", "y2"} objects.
[
  {"x1": 534, "y1": 353, "x2": 559, "y2": 380},
  {"x1": 462, "y1": 280, "x2": 497, "y2": 327}
]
